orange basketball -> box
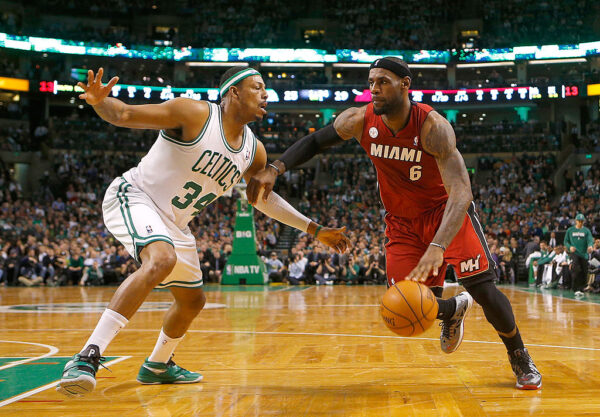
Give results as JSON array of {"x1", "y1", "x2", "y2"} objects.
[{"x1": 380, "y1": 280, "x2": 439, "y2": 337}]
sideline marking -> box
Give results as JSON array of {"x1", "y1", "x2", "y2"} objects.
[
  {"x1": 4, "y1": 329, "x2": 600, "y2": 352},
  {"x1": 503, "y1": 285, "x2": 600, "y2": 305}
]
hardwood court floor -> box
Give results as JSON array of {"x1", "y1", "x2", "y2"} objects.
[{"x1": 1, "y1": 284, "x2": 600, "y2": 416}]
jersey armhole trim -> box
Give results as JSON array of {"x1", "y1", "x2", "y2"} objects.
[
  {"x1": 218, "y1": 106, "x2": 246, "y2": 153},
  {"x1": 159, "y1": 103, "x2": 212, "y2": 147},
  {"x1": 241, "y1": 131, "x2": 258, "y2": 178}
]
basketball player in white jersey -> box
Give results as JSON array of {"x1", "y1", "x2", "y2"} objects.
[{"x1": 57, "y1": 67, "x2": 351, "y2": 396}]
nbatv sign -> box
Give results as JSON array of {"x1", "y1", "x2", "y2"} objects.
[
  {"x1": 226, "y1": 265, "x2": 263, "y2": 275},
  {"x1": 222, "y1": 200, "x2": 268, "y2": 285}
]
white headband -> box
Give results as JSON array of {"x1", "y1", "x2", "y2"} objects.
[{"x1": 219, "y1": 68, "x2": 261, "y2": 97}]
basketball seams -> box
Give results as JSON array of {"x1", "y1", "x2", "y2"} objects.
[
  {"x1": 380, "y1": 303, "x2": 416, "y2": 333},
  {"x1": 393, "y1": 284, "x2": 425, "y2": 331},
  {"x1": 419, "y1": 284, "x2": 439, "y2": 320},
  {"x1": 418, "y1": 284, "x2": 426, "y2": 319}
]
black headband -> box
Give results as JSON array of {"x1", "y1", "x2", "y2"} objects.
[{"x1": 369, "y1": 57, "x2": 412, "y2": 78}]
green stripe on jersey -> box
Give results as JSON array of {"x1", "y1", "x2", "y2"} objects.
[{"x1": 160, "y1": 104, "x2": 212, "y2": 147}]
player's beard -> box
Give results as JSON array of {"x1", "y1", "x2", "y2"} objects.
[
  {"x1": 373, "y1": 96, "x2": 401, "y2": 116},
  {"x1": 373, "y1": 103, "x2": 389, "y2": 115}
]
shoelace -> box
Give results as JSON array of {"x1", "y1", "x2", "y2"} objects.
[
  {"x1": 80, "y1": 354, "x2": 110, "y2": 372},
  {"x1": 166, "y1": 355, "x2": 176, "y2": 368},
  {"x1": 512, "y1": 352, "x2": 536, "y2": 375},
  {"x1": 439, "y1": 321, "x2": 452, "y2": 339}
]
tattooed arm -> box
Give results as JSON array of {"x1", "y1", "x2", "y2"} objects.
[
  {"x1": 424, "y1": 111, "x2": 473, "y2": 248},
  {"x1": 406, "y1": 111, "x2": 473, "y2": 282}
]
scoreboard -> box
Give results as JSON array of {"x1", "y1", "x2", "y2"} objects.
[{"x1": 37, "y1": 80, "x2": 582, "y2": 105}]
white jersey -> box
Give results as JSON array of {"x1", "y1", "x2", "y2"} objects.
[{"x1": 123, "y1": 102, "x2": 257, "y2": 230}]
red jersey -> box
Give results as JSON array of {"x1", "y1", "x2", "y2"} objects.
[{"x1": 360, "y1": 102, "x2": 448, "y2": 219}]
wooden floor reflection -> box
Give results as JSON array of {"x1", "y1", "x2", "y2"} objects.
[{"x1": 1, "y1": 284, "x2": 600, "y2": 416}]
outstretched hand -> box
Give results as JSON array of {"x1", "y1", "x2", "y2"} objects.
[
  {"x1": 317, "y1": 226, "x2": 352, "y2": 254},
  {"x1": 247, "y1": 166, "x2": 278, "y2": 205},
  {"x1": 406, "y1": 245, "x2": 444, "y2": 282},
  {"x1": 76, "y1": 68, "x2": 119, "y2": 106}
]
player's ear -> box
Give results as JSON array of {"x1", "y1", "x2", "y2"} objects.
[
  {"x1": 402, "y1": 77, "x2": 411, "y2": 89},
  {"x1": 230, "y1": 85, "x2": 240, "y2": 100}
]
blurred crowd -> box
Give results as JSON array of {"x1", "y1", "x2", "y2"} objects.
[
  {"x1": 4, "y1": 113, "x2": 563, "y2": 159},
  {"x1": 455, "y1": 121, "x2": 561, "y2": 153},
  {"x1": 481, "y1": 0, "x2": 598, "y2": 47},
  {"x1": 0, "y1": 149, "x2": 283, "y2": 286},
  {"x1": 0, "y1": 145, "x2": 598, "y2": 288},
  {"x1": 1, "y1": 0, "x2": 598, "y2": 49},
  {"x1": 262, "y1": 154, "x2": 599, "y2": 288}
]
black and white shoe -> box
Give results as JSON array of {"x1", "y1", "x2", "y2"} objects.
[
  {"x1": 56, "y1": 344, "x2": 106, "y2": 396},
  {"x1": 440, "y1": 292, "x2": 473, "y2": 353},
  {"x1": 508, "y1": 348, "x2": 542, "y2": 390}
]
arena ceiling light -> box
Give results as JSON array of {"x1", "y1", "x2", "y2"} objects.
[
  {"x1": 456, "y1": 62, "x2": 515, "y2": 68},
  {"x1": 332, "y1": 63, "x2": 447, "y2": 69},
  {"x1": 528, "y1": 58, "x2": 587, "y2": 65},
  {"x1": 260, "y1": 63, "x2": 325, "y2": 68},
  {"x1": 332, "y1": 63, "x2": 370, "y2": 68},
  {"x1": 186, "y1": 62, "x2": 249, "y2": 67},
  {"x1": 409, "y1": 64, "x2": 447, "y2": 69}
]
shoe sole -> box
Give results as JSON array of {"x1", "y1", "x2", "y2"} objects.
[
  {"x1": 56, "y1": 375, "x2": 96, "y2": 397},
  {"x1": 516, "y1": 381, "x2": 542, "y2": 390},
  {"x1": 443, "y1": 293, "x2": 474, "y2": 354},
  {"x1": 136, "y1": 375, "x2": 203, "y2": 385}
]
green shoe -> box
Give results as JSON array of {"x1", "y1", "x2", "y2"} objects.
[
  {"x1": 56, "y1": 344, "x2": 105, "y2": 396},
  {"x1": 137, "y1": 356, "x2": 203, "y2": 385}
]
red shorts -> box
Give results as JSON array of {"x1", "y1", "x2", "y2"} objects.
[{"x1": 385, "y1": 201, "x2": 496, "y2": 289}]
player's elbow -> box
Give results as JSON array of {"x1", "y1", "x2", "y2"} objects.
[
  {"x1": 451, "y1": 185, "x2": 472, "y2": 208},
  {"x1": 463, "y1": 188, "x2": 473, "y2": 204}
]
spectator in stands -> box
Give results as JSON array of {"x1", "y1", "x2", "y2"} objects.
[
  {"x1": 265, "y1": 251, "x2": 285, "y2": 283},
  {"x1": 314, "y1": 249, "x2": 337, "y2": 285},
  {"x1": 564, "y1": 214, "x2": 594, "y2": 297},
  {"x1": 534, "y1": 241, "x2": 557, "y2": 287},
  {"x1": 498, "y1": 246, "x2": 515, "y2": 284},
  {"x1": 548, "y1": 231, "x2": 558, "y2": 248},
  {"x1": 544, "y1": 245, "x2": 570, "y2": 289},
  {"x1": 288, "y1": 251, "x2": 307, "y2": 285},
  {"x1": 208, "y1": 251, "x2": 226, "y2": 283},
  {"x1": 586, "y1": 239, "x2": 600, "y2": 292},
  {"x1": 17, "y1": 248, "x2": 43, "y2": 286},
  {"x1": 80, "y1": 248, "x2": 104, "y2": 286},
  {"x1": 342, "y1": 253, "x2": 361, "y2": 285},
  {"x1": 66, "y1": 245, "x2": 84, "y2": 285},
  {"x1": 524, "y1": 236, "x2": 541, "y2": 260}
]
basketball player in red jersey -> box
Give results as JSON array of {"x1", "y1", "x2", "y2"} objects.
[{"x1": 247, "y1": 57, "x2": 542, "y2": 390}]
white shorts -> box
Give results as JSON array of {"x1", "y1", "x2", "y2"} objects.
[{"x1": 102, "y1": 177, "x2": 203, "y2": 288}]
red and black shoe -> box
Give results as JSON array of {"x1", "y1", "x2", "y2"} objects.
[{"x1": 508, "y1": 348, "x2": 542, "y2": 390}]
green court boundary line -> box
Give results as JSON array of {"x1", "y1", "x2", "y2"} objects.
[
  {"x1": 0, "y1": 356, "x2": 131, "y2": 408},
  {"x1": 497, "y1": 283, "x2": 600, "y2": 305}
]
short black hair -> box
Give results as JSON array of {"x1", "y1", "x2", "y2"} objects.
[{"x1": 220, "y1": 66, "x2": 252, "y2": 97}]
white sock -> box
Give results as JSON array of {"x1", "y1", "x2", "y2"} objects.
[
  {"x1": 82, "y1": 309, "x2": 128, "y2": 355},
  {"x1": 148, "y1": 328, "x2": 183, "y2": 363}
]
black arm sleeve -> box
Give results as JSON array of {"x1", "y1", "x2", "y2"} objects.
[{"x1": 277, "y1": 124, "x2": 345, "y2": 171}]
